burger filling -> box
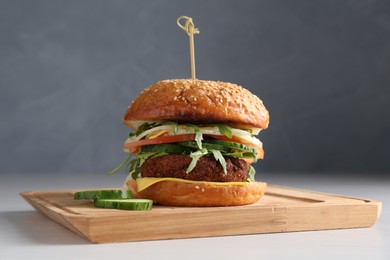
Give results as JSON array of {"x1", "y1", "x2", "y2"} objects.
[
  {"x1": 111, "y1": 122, "x2": 264, "y2": 183},
  {"x1": 141, "y1": 155, "x2": 249, "y2": 182}
]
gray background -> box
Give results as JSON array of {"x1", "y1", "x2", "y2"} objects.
[{"x1": 1, "y1": 0, "x2": 389, "y2": 177}]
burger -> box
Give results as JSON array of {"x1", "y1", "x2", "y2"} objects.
[{"x1": 114, "y1": 79, "x2": 269, "y2": 206}]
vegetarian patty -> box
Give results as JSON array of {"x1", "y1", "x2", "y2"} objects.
[{"x1": 141, "y1": 154, "x2": 249, "y2": 182}]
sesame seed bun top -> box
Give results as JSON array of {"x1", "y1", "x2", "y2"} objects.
[{"x1": 123, "y1": 79, "x2": 269, "y2": 130}]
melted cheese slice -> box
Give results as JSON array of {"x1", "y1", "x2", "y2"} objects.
[{"x1": 136, "y1": 177, "x2": 249, "y2": 192}]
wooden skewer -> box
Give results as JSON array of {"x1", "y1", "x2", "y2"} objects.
[{"x1": 177, "y1": 16, "x2": 200, "y2": 80}]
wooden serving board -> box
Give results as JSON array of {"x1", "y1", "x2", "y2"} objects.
[{"x1": 20, "y1": 185, "x2": 381, "y2": 244}]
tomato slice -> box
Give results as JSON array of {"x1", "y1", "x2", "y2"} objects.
[{"x1": 123, "y1": 134, "x2": 196, "y2": 153}]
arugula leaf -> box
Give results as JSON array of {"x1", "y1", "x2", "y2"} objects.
[
  {"x1": 137, "y1": 152, "x2": 158, "y2": 166},
  {"x1": 130, "y1": 165, "x2": 142, "y2": 180},
  {"x1": 186, "y1": 149, "x2": 208, "y2": 173},
  {"x1": 128, "y1": 122, "x2": 162, "y2": 138},
  {"x1": 210, "y1": 149, "x2": 227, "y2": 174},
  {"x1": 127, "y1": 157, "x2": 138, "y2": 175},
  {"x1": 130, "y1": 152, "x2": 168, "y2": 179},
  {"x1": 109, "y1": 153, "x2": 132, "y2": 175},
  {"x1": 139, "y1": 122, "x2": 161, "y2": 134},
  {"x1": 109, "y1": 150, "x2": 168, "y2": 179},
  {"x1": 217, "y1": 124, "x2": 233, "y2": 138}
]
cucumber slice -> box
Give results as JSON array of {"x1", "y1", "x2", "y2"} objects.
[
  {"x1": 94, "y1": 199, "x2": 153, "y2": 211},
  {"x1": 205, "y1": 140, "x2": 256, "y2": 152},
  {"x1": 179, "y1": 141, "x2": 228, "y2": 152},
  {"x1": 74, "y1": 189, "x2": 132, "y2": 200},
  {"x1": 141, "y1": 144, "x2": 192, "y2": 154}
]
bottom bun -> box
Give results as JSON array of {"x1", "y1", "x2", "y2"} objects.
[{"x1": 126, "y1": 179, "x2": 267, "y2": 207}]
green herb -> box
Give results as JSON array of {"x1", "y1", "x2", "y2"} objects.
[
  {"x1": 110, "y1": 150, "x2": 169, "y2": 179},
  {"x1": 184, "y1": 123, "x2": 199, "y2": 131},
  {"x1": 137, "y1": 152, "x2": 155, "y2": 167},
  {"x1": 138, "y1": 122, "x2": 160, "y2": 135},
  {"x1": 169, "y1": 121, "x2": 179, "y2": 134},
  {"x1": 217, "y1": 124, "x2": 233, "y2": 138},
  {"x1": 184, "y1": 123, "x2": 203, "y2": 149},
  {"x1": 248, "y1": 165, "x2": 256, "y2": 182},
  {"x1": 131, "y1": 166, "x2": 141, "y2": 180},
  {"x1": 195, "y1": 130, "x2": 203, "y2": 149},
  {"x1": 128, "y1": 122, "x2": 162, "y2": 139},
  {"x1": 173, "y1": 122, "x2": 179, "y2": 135},
  {"x1": 241, "y1": 128, "x2": 253, "y2": 134},
  {"x1": 186, "y1": 149, "x2": 208, "y2": 173},
  {"x1": 127, "y1": 157, "x2": 139, "y2": 176},
  {"x1": 129, "y1": 152, "x2": 168, "y2": 179},
  {"x1": 210, "y1": 149, "x2": 227, "y2": 174},
  {"x1": 109, "y1": 154, "x2": 132, "y2": 175}
]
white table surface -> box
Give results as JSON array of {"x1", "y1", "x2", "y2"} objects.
[{"x1": 1, "y1": 172, "x2": 389, "y2": 260}]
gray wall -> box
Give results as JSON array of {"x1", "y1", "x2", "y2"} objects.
[{"x1": 1, "y1": 0, "x2": 389, "y2": 176}]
